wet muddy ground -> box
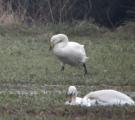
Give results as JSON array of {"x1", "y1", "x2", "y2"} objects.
[{"x1": 0, "y1": 84, "x2": 135, "y2": 98}]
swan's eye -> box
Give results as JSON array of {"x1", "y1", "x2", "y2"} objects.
[
  {"x1": 68, "y1": 92, "x2": 76, "y2": 96},
  {"x1": 69, "y1": 93, "x2": 73, "y2": 96}
]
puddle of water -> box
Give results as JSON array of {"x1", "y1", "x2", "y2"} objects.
[
  {"x1": 0, "y1": 89, "x2": 135, "y2": 99},
  {"x1": 0, "y1": 84, "x2": 134, "y2": 98},
  {"x1": 0, "y1": 89, "x2": 64, "y2": 95}
]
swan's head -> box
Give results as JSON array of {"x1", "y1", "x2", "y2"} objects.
[
  {"x1": 67, "y1": 86, "x2": 78, "y2": 103},
  {"x1": 49, "y1": 34, "x2": 68, "y2": 50}
]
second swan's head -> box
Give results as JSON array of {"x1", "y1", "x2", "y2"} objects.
[{"x1": 67, "y1": 86, "x2": 78, "y2": 103}]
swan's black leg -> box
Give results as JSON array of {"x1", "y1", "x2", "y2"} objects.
[
  {"x1": 61, "y1": 65, "x2": 65, "y2": 71},
  {"x1": 83, "y1": 63, "x2": 87, "y2": 75}
]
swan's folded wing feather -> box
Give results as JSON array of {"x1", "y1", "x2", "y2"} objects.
[
  {"x1": 55, "y1": 42, "x2": 87, "y2": 65},
  {"x1": 84, "y1": 90, "x2": 135, "y2": 105}
]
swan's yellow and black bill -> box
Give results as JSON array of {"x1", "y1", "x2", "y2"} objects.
[
  {"x1": 49, "y1": 43, "x2": 54, "y2": 50},
  {"x1": 67, "y1": 93, "x2": 75, "y2": 103}
]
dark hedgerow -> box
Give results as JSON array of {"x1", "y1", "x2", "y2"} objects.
[{"x1": 0, "y1": 0, "x2": 135, "y2": 27}]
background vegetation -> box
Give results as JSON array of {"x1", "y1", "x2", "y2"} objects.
[{"x1": 0, "y1": 0, "x2": 135, "y2": 27}]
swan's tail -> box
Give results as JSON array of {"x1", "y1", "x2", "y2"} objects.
[{"x1": 85, "y1": 56, "x2": 89, "y2": 61}]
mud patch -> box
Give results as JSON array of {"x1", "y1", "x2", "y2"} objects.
[{"x1": 0, "y1": 105, "x2": 135, "y2": 120}]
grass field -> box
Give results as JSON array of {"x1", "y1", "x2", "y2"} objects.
[{"x1": 0, "y1": 22, "x2": 135, "y2": 119}]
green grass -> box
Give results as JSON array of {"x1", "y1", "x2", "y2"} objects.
[
  {"x1": 0, "y1": 93, "x2": 134, "y2": 120},
  {"x1": 0, "y1": 23, "x2": 134, "y2": 86},
  {"x1": 0, "y1": 22, "x2": 135, "y2": 119}
]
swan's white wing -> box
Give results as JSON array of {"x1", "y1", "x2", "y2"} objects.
[
  {"x1": 68, "y1": 42, "x2": 87, "y2": 57},
  {"x1": 54, "y1": 42, "x2": 88, "y2": 65},
  {"x1": 84, "y1": 90, "x2": 135, "y2": 106}
]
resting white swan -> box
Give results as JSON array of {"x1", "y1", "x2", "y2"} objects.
[
  {"x1": 50, "y1": 34, "x2": 88, "y2": 74},
  {"x1": 65, "y1": 86, "x2": 135, "y2": 107},
  {"x1": 65, "y1": 86, "x2": 91, "y2": 106}
]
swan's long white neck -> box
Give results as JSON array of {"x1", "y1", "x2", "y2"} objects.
[
  {"x1": 51, "y1": 34, "x2": 69, "y2": 49},
  {"x1": 68, "y1": 96, "x2": 76, "y2": 104},
  {"x1": 54, "y1": 39, "x2": 68, "y2": 49}
]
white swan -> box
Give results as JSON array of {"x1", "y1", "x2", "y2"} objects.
[
  {"x1": 65, "y1": 86, "x2": 91, "y2": 106},
  {"x1": 50, "y1": 34, "x2": 88, "y2": 74},
  {"x1": 65, "y1": 86, "x2": 135, "y2": 107}
]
